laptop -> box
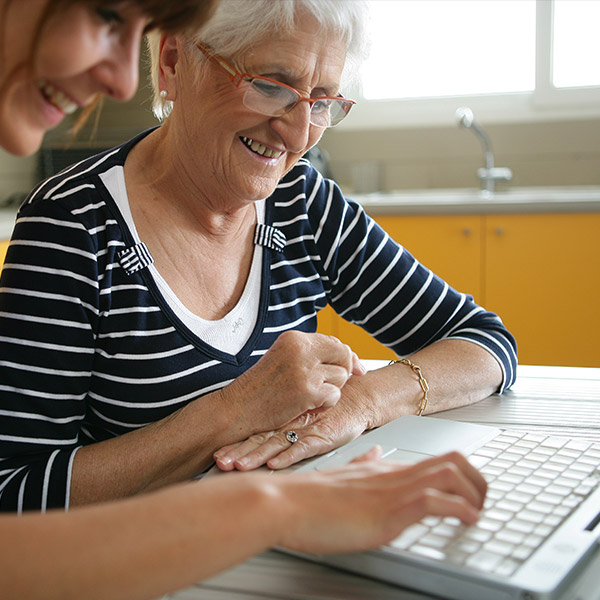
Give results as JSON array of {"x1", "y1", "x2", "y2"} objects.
[{"x1": 287, "y1": 415, "x2": 600, "y2": 600}]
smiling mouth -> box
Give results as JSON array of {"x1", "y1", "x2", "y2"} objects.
[
  {"x1": 38, "y1": 79, "x2": 78, "y2": 115},
  {"x1": 240, "y1": 136, "x2": 283, "y2": 159}
]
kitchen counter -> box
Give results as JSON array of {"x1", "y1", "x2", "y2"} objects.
[{"x1": 348, "y1": 185, "x2": 600, "y2": 215}]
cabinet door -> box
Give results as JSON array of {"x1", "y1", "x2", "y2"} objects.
[
  {"x1": 485, "y1": 213, "x2": 600, "y2": 367},
  {"x1": 318, "y1": 214, "x2": 482, "y2": 359},
  {"x1": 0, "y1": 240, "x2": 9, "y2": 269}
]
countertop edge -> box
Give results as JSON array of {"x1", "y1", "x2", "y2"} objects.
[{"x1": 357, "y1": 199, "x2": 600, "y2": 216}]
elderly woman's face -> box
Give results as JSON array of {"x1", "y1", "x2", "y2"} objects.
[{"x1": 172, "y1": 16, "x2": 347, "y2": 204}]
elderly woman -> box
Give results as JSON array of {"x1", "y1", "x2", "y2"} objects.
[{"x1": 0, "y1": 0, "x2": 516, "y2": 512}]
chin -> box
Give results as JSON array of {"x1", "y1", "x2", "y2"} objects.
[{"x1": 0, "y1": 130, "x2": 44, "y2": 157}]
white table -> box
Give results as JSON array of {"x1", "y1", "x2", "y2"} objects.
[{"x1": 167, "y1": 365, "x2": 600, "y2": 600}]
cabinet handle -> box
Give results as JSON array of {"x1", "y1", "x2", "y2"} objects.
[
  {"x1": 495, "y1": 227, "x2": 504, "y2": 236},
  {"x1": 462, "y1": 228, "x2": 472, "y2": 237}
]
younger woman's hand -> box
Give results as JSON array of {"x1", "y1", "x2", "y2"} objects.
[{"x1": 276, "y1": 451, "x2": 487, "y2": 555}]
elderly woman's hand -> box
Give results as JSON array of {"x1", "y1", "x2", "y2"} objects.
[
  {"x1": 214, "y1": 370, "x2": 371, "y2": 471},
  {"x1": 276, "y1": 451, "x2": 486, "y2": 554},
  {"x1": 216, "y1": 331, "x2": 365, "y2": 440}
]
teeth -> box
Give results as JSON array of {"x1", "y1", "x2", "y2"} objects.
[
  {"x1": 38, "y1": 79, "x2": 78, "y2": 115},
  {"x1": 240, "y1": 136, "x2": 283, "y2": 159}
]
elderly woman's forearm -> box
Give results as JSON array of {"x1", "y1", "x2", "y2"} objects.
[{"x1": 356, "y1": 339, "x2": 503, "y2": 430}]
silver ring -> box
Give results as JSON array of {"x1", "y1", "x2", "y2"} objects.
[{"x1": 285, "y1": 430, "x2": 299, "y2": 444}]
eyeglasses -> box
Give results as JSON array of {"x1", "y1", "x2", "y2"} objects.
[{"x1": 197, "y1": 42, "x2": 355, "y2": 128}]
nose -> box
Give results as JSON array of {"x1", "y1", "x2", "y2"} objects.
[
  {"x1": 91, "y1": 31, "x2": 143, "y2": 101},
  {"x1": 271, "y1": 101, "x2": 313, "y2": 153}
]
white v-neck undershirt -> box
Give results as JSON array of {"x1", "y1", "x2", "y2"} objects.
[{"x1": 99, "y1": 166, "x2": 264, "y2": 355}]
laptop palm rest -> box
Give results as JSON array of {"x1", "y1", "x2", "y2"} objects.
[{"x1": 301, "y1": 415, "x2": 499, "y2": 473}]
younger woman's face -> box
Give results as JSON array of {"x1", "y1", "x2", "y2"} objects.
[{"x1": 0, "y1": 0, "x2": 147, "y2": 156}]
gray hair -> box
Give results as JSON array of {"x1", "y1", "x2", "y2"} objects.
[{"x1": 147, "y1": 0, "x2": 370, "y2": 121}]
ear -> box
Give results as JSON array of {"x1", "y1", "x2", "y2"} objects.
[{"x1": 158, "y1": 34, "x2": 180, "y2": 100}]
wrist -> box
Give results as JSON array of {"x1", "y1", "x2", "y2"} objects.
[
  {"x1": 340, "y1": 375, "x2": 379, "y2": 431},
  {"x1": 388, "y1": 358, "x2": 430, "y2": 416}
]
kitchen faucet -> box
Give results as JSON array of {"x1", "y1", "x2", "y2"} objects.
[{"x1": 455, "y1": 107, "x2": 512, "y2": 194}]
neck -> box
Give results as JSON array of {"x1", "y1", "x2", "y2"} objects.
[{"x1": 125, "y1": 124, "x2": 256, "y2": 240}]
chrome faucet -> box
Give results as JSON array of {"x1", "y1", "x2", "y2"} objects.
[{"x1": 456, "y1": 107, "x2": 512, "y2": 194}]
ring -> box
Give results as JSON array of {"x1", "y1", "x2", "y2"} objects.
[{"x1": 285, "y1": 430, "x2": 299, "y2": 444}]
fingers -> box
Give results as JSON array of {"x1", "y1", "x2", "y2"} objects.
[
  {"x1": 425, "y1": 452, "x2": 487, "y2": 508},
  {"x1": 307, "y1": 333, "x2": 365, "y2": 383},
  {"x1": 349, "y1": 445, "x2": 383, "y2": 463},
  {"x1": 266, "y1": 436, "x2": 327, "y2": 470},
  {"x1": 395, "y1": 487, "x2": 481, "y2": 530},
  {"x1": 398, "y1": 452, "x2": 486, "y2": 512},
  {"x1": 213, "y1": 432, "x2": 279, "y2": 471},
  {"x1": 222, "y1": 332, "x2": 363, "y2": 435},
  {"x1": 213, "y1": 429, "x2": 311, "y2": 472},
  {"x1": 213, "y1": 441, "x2": 244, "y2": 471},
  {"x1": 276, "y1": 452, "x2": 487, "y2": 555},
  {"x1": 216, "y1": 430, "x2": 327, "y2": 472},
  {"x1": 352, "y1": 353, "x2": 367, "y2": 376}
]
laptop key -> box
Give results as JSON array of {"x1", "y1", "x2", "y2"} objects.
[
  {"x1": 466, "y1": 550, "x2": 503, "y2": 572},
  {"x1": 540, "y1": 437, "x2": 568, "y2": 449},
  {"x1": 495, "y1": 528, "x2": 525, "y2": 545},
  {"x1": 389, "y1": 523, "x2": 429, "y2": 550},
  {"x1": 464, "y1": 528, "x2": 493, "y2": 543},
  {"x1": 410, "y1": 545, "x2": 446, "y2": 561},
  {"x1": 495, "y1": 499, "x2": 525, "y2": 513},
  {"x1": 518, "y1": 510, "x2": 545, "y2": 524},
  {"x1": 454, "y1": 540, "x2": 480, "y2": 554},
  {"x1": 513, "y1": 545, "x2": 535, "y2": 561},
  {"x1": 494, "y1": 558, "x2": 520, "y2": 577},
  {"x1": 483, "y1": 539, "x2": 515, "y2": 557},
  {"x1": 506, "y1": 519, "x2": 536, "y2": 534},
  {"x1": 420, "y1": 534, "x2": 449, "y2": 549}
]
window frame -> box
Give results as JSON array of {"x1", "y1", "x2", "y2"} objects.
[{"x1": 339, "y1": 0, "x2": 600, "y2": 132}]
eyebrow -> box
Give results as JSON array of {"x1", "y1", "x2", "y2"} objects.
[{"x1": 251, "y1": 63, "x2": 339, "y2": 97}]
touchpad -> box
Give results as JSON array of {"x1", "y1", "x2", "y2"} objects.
[
  {"x1": 382, "y1": 449, "x2": 433, "y2": 464},
  {"x1": 313, "y1": 444, "x2": 433, "y2": 471}
]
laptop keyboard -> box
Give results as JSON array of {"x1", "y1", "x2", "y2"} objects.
[{"x1": 386, "y1": 430, "x2": 600, "y2": 578}]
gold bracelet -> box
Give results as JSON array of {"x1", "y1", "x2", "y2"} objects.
[{"x1": 389, "y1": 358, "x2": 429, "y2": 416}]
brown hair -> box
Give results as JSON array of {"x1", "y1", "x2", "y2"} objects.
[{"x1": 36, "y1": 0, "x2": 219, "y2": 36}]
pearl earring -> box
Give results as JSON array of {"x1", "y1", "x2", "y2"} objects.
[{"x1": 159, "y1": 90, "x2": 167, "y2": 99}]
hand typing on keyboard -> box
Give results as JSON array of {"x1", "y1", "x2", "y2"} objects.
[{"x1": 388, "y1": 430, "x2": 600, "y2": 577}]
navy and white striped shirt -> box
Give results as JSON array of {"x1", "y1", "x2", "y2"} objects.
[{"x1": 0, "y1": 130, "x2": 517, "y2": 511}]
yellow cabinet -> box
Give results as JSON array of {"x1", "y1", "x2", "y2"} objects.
[
  {"x1": 318, "y1": 212, "x2": 600, "y2": 367},
  {"x1": 484, "y1": 213, "x2": 600, "y2": 368},
  {"x1": 0, "y1": 240, "x2": 9, "y2": 267}
]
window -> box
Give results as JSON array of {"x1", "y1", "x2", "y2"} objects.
[
  {"x1": 342, "y1": 0, "x2": 600, "y2": 130},
  {"x1": 552, "y1": 0, "x2": 600, "y2": 88},
  {"x1": 362, "y1": 1, "x2": 536, "y2": 100}
]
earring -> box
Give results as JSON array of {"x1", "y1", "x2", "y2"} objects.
[{"x1": 159, "y1": 90, "x2": 167, "y2": 99}]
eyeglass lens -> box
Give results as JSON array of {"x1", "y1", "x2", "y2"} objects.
[{"x1": 243, "y1": 78, "x2": 351, "y2": 128}]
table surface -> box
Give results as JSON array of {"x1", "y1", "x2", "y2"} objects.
[{"x1": 166, "y1": 364, "x2": 600, "y2": 600}]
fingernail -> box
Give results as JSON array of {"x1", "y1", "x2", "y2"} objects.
[
  {"x1": 217, "y1": 456, "x2": 232, "y2": 466},
  {"x1": 235, "y1": 458, "x2": 248, "y2": 469}
]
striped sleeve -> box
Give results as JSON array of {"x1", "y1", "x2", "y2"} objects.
[
  {"x1": 0, "y1": 195, "x2": 99, "y2": 512},
  {"x1": 299, "y1": 164, "x2": 517, "y2": 391}
]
